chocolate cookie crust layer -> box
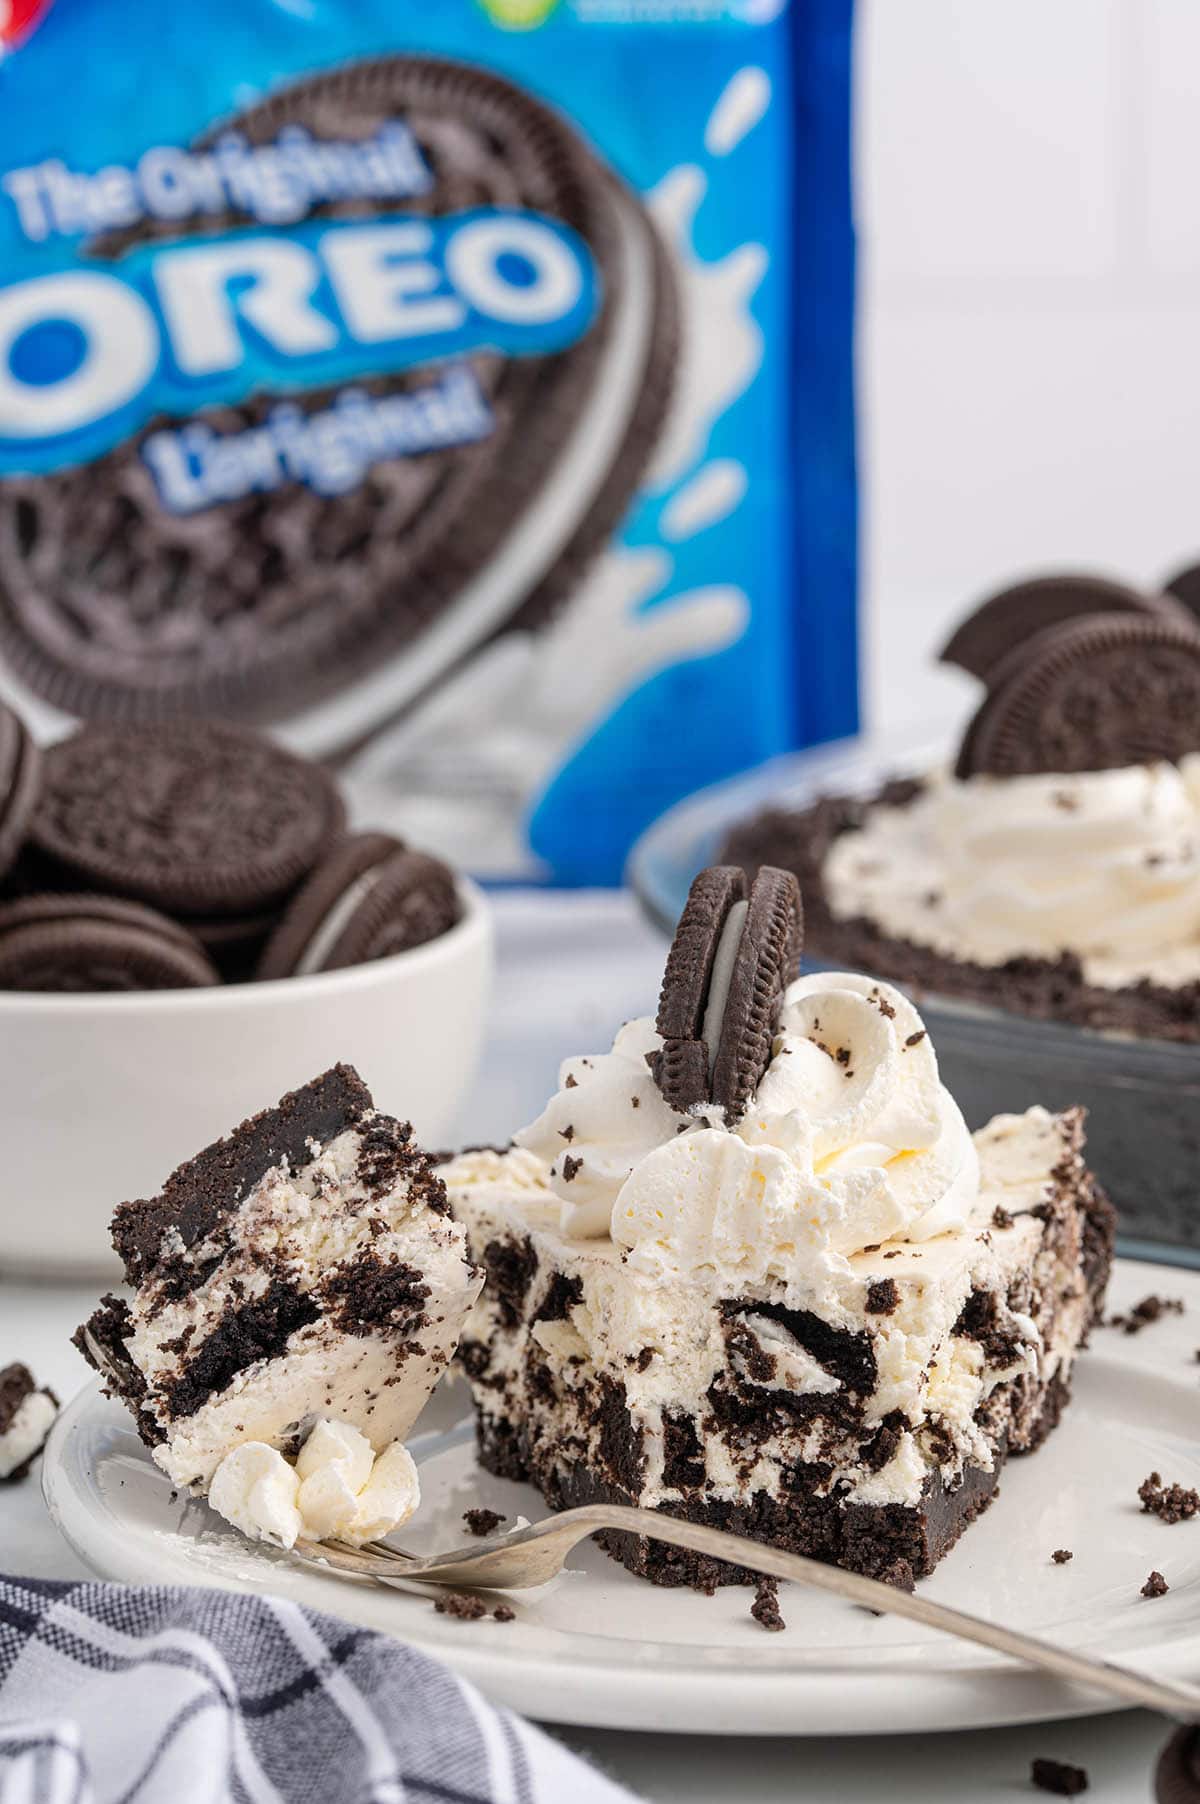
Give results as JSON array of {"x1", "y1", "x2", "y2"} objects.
[
  {"x1": 473, "y1": 1374, "x2": 1063, "y2": 1591},
  {"x1": 111, "y1": 1063, "x2": 373, "y2": 1286},
  {"x1": 720, "y1": 781, "x2": 1200, "y2": 1043}
]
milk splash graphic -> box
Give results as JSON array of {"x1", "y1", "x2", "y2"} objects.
[{"x1": 353, "y1": 70, "x2": 772, "y2": 878}]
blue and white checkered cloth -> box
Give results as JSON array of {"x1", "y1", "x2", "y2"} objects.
[{"x1": 0, "y1": 1576, "x2": 641, "y2": 1804}]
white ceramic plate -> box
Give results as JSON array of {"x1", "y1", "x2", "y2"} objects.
[{"x1": 44, "y1": 1258, "x2": 1200, "y2": 1738}]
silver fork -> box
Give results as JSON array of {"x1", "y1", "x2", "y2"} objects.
[{"x1": 291, "y1": 1502, "x2": 1200, "y2": 1725}]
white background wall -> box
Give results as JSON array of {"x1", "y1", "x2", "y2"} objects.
[{"x1": 858, "y1": 0, "x2": 1200, "y2": 742}]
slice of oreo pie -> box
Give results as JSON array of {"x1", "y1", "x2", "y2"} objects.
[
  {"x1": 655, "y1": 863, "x2": 802, "y2": 1122},
  {"x1": 0, "y1": 57, "x2": 678, "y2": 755}
]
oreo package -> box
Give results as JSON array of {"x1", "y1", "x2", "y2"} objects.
[{"x1": 0, "y1": 0, "x2": 857, "y2": 884}]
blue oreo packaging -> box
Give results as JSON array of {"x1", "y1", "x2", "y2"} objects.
[{"x1": 0, "y1": 0, "x2": 856, "y2": 884}]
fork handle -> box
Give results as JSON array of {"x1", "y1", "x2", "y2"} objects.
[
  {"x1": 570, "y1": 1507, "x2": 1200, "y2": 1724},
  {"x1": 385, "y1": 1503, "x2": 1200, "y2": 1725}
]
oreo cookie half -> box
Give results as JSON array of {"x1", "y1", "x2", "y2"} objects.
[
  {"x1": 655, "y1": 864, "x2": 802, "y2": 1121},
  {"x1": 31, "y1": 720, "x2": 344, "y2": 915},
  {"x1": 0, "y1": 700, "x2": 40, "y2": 883},
  {"x1": 939, "y1": 574, "x2": 1193, "y2": 684},
  {"x1": 655, "y1": 865, "x2": 748, "y2": 1112},
  {"x1": 1162, "y1": 559, "x2": 1200, "y2": 626},
  {"x1": 0, "y1": 57, "x2": 679, "y2": 754},
  {"x1": 257, "y1": 832, "x2": 460, "y2": 979},
  {"x1": 0, "y1": 894, "x2": 219, "y2": 991},
  {"x1": 955, "y1": 616, "x2": 1200, "y2": 778}
]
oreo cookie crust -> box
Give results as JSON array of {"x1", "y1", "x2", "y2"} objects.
[
  {"x1": 257, "y1": 833, "x2": 460, "y2": 980},
  {"x1": 0, "y1": 700, "x2": 41, "y2": 883},
  {"x1": 0, "y1": 58, "x2": 679, "y2": 738},
  {"x1": 0, "y1": 893, "x2": 219, "y2": 991},
  {"x1": 31, "y1": 721, "x2": 344, "y2": 915},
  {"x1": 940, "y1": 573, "x2": 1193, "y2": 684},
  {"x1": 955, "y1": 615, "x2": 1200, "y2": 778}
]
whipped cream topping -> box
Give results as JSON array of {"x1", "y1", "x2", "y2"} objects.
[
  {"x1": 208, "y1": 1419, "x2": 420, "y2": 1549},
  {"x1": 511, "y1": 973, "x2": 977, "y2": 1295},
  {"x1": 824, "y1": 757, "x2": 1200, "y2": 988}
]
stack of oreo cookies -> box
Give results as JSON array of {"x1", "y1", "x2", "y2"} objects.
[{"x1": 0, "y1": 705, "x2": 460, "y2": 991}]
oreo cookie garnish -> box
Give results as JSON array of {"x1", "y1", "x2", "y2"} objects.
[
  {"x1": 939, "y1": 573, "x2": 1193, "y2": 684},
  {"x1": 0, "y1": 699, "x2": 41, "y2": 884},
  {"x1": 0, "y1": 893, "x2": 219, "y2": 992},
  {"x1": 31, "y1": 720, "x2": 344, "y2": 916},
  {"x1": 955, "y1": 615, "x2": 1200, "y2": 779},
  {"x1": 257, "y1": 833, "x2": 460, "y2": 981},
  {"x1": 654, "y1": 864, "x2": 802, "y2": 1121}
]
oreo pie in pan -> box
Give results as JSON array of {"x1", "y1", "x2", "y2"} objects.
[
  {"x1": 724, "y1": 576, "x2": 1200, "y2": 1045},
  {"x1": 0, "y1": 57, "x2": 677, "y2": 754}
]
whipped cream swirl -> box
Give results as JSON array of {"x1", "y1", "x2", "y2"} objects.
[
  {"x1": 514, "y1": 973, "x2": 978, "y2": 1292},
  {"x1": 824, "y1": 757, "x2": 1200, "y2": 988}
]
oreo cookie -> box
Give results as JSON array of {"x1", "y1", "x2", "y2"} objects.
[
  {"x1": 0, "y1": 894, "x2": 219, "y2": 990},
  {"x1": 31, "y1": 720, "x2": 344, "y2": 916},
  {"x1": 939, "y1": 574, "x2": 1193, "y2": 684},
  {"x1": 655, "y1": 864, "x2": 802, "y2": 1121},
  {"x1": 1162, "y1": 559, "x2": 1200, "y2": 626},
  {"x1": 257, "y1": 832, "x2": 460, "y2": 980},
  {"x1": 0, "y1": 57, "x2": 678, "y2": 751},
  {"x1": 955, "y1": 616, "x2": 1200, "y2": 779},
  {"x1": 0, "y1": 698, "x2": 40, "y2": 883}
]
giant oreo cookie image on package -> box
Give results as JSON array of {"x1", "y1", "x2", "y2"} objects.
[{"x1": 0, "y1": 56, "x2": 679, "y2": 753}]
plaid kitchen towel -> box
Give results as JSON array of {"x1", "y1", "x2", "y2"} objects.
[{"x1": 0, "y1": 1575, "x2": 641, "y2": 1804}]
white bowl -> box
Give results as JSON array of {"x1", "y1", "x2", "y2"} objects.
[{"x1": 0, "y1": 877, "x2": 493, "y2": 1279}]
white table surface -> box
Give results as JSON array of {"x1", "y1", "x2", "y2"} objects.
[{"x1": 0, "y1": 892, "x2": 1176, "y2": 1803}]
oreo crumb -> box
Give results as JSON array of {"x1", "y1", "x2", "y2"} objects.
[
  {"x1": 493, "y1": 1604, "x2": 515, "y2": 1623},
  {"x1": 631, "y1": 1096, "x2": 640, "y2": 1108},
  {"x1": 904, "y1": 1029, "x2": 927, "y2": 1048},
  {"x1": 1138, "y1": 1471, "x2": 1200, "y2": 1523},
  {"x1": 865, "y1": 1278, "x2": 899, "y2": 1316},
  {"x1": 561, "y1": 1154, "x2": 583, "y2": 1183},
  {"x1": 633, "y1": 1347, "x2": 654, "y2": 1372},
  {"x1": 1031, "y1": 1757, "x2": 1089, "y2": 1795},
  {"x1": 558, "y1": 1125, "x2": 575, "y2": 1142},
  {"x1": 564, "y1": 1074, "x2": 578, "y2": 1089},
  {"x1": 876, "y1": 1556, "x2": 916, "y2": 1593},
  {"x1": 1108, "y1": 1294, "x2": 1183, "y2": 1334},
  {"x1": 463, "y1": 1507, "x2": 505, "y2": 1538},
  {"x1": 750, "y1": 1576, "x2": 785, "y2": 1632},
  {"x1": 1051, "y1": 1549, "x2": 1073, "y2": 1565},
  {"x1": 1141, "y1": 1570, "x2": 1169, "y2": 1598},
  {"x1": 434, "y1": 1592, "x2": 488, "y2": 1621},
  {"x1": 992, "y1": 1206, "x2": 1014, "y2": 1229}
]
